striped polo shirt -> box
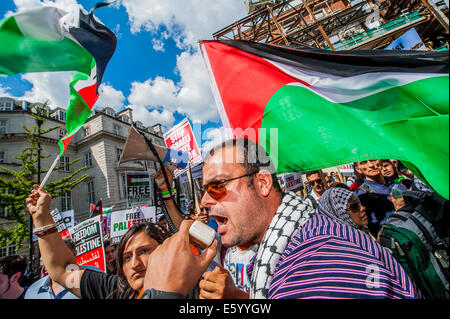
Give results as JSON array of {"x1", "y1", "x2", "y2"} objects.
[{"x1": 247, "y1": 213, "x2": 420, "y2": 299}]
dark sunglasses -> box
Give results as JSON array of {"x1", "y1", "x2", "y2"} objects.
[
  {"x1": 203, "y1": 172, "x2": 257, "y2": 201},
  {"x1": 308, "y1": 178, "x2": 323, "y2": 186},
  {"x1": 347, "y1": 200, "x2": 362, "y2": 211}
]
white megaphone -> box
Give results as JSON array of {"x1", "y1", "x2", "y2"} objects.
[{"x1": 118, "y1": 126, "x2": 189, "y2": 172}]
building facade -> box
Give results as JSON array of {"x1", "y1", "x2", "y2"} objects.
[{"x1": 0, "y1": 96, "x2": 165, "y2": 258}]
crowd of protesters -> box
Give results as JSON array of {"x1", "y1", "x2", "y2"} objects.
[{"x1": 1, "y1": 138, "x2": 448, "y2": 300}]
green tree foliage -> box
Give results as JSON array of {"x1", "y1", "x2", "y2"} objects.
[{"x1": 0, "y1": 103, "x2": 89, "y2": 249}]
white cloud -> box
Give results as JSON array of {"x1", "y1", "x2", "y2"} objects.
[
  {"x1": 95, "y1": 83, "x2": 126, "y2": 111},
  {"x1": 129, "y1": 105, "x2": 176, "y2": 130},
  {"x1": 128, "y1": 50, "x2": 220, "y2": 124},
  {"x1": 120, "y1": 0, "x2": 246, "y2": 127},
  {"x1": 0, "y1": 84, "x2": 14, "y2": 98},
  {"x1": 120, "y1": 0, "x2": 246, "y2": 49},
  {"x1": 152, "y1": 38, "x2": 165, "y2": 52},
  {"x1": 200, "y1": 126, "x2": 233, "y2": 157},
  {"x1": 20, "y1": 71, "x2": 73, "y2": 107}
]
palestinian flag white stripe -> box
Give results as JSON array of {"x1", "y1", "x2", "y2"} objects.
[{"x1": 269, "y1": 59, "x2": 447, "y2": 103}]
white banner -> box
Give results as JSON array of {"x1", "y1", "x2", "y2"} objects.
[
  {"x1": 126, "y1": 171, "x2": 152, "y2": 208},
  {"x1": 164, "y1": 118, "x2": 202, "y2": 177},
  {"x1": 179, "y1": 162, "x2": 203, "y2": 184},
  {"x1": 339, "y1": 163, "x2": 354, "y2": 174},
  {"x1": 282, "y1": 173, "x2": 303, "y2": 191},
  {"x1": 110, "y1": 206, "x2": 157, "y2": 244}
]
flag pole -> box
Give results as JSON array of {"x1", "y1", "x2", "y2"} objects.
[{"x1": 39, "y1": 154, "x2": 60, "y2": 188}]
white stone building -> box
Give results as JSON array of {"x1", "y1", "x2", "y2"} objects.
[{"x1": 0, "y1": 97, "x2": 165, "y2": 258}]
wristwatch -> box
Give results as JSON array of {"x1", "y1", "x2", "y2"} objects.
[{"x1": 140, "y1": 288, "x2": 186, "y2": 299}]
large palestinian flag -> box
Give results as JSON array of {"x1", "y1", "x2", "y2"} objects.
[
  {"x1": 200, "y1": 40, "x2": 449, "y2": 199},
  {"x1": 0, "y1": 4, "x2": 117, "y2": 157}
]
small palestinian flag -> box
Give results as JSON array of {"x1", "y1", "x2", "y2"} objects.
[
  {"x1": 200, "y1": 40, "x2": 449, "y2": 199},
  {"x1": 90, "y1": 199, "x2": 103, "y2": 218},
  {"x1": 0, "y1": 3, "x2": 117, "y2": 157},
  {"x1": 126, "y1": 173, "x2": 150, "y2": 187}
]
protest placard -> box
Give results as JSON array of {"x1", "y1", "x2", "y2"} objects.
[
  {"x1": 179, "y1": 162, "x2": 203, "y2": 184},
  {"x1": 69, "y1": 215, "x2": 106, "y2": 272},
  {"x1": 60, "y1": 209, "x2": 75, "y2": 229},
  {"x1": 126, "y1": 171, "x2": 152, "y2": 208},
  {"x1": 33, "y1": 209, "x2": 74, "y2": 241},
  {"x1": 110, "y1": 206, "x2": 157, "y2": 244},
  {"x1": 385, "y1": 28, "x2": 427, "y2": 51},
  {"x1": 50, "y1": 208, "x2": 71, "y2": 239},
  {"x1": 164, "y1": 118, "x2": 202, "y2": 177},
  {"x1": 282, "y1": 173, "x2": 303, "y2": 191},
  {"x1": 339, "y1": 163, "x2": 354, "y2": 174}
]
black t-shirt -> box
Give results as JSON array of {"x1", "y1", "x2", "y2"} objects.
[{"x1": 80, "y1": 269, "x2": 131, "y2": 299}]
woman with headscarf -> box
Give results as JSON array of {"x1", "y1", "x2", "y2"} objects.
[{"x1": 317, "y1": 187, "x2": 375, "y2": 239}]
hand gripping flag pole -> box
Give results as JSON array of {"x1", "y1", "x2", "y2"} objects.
[{"x1": 39, "y1": 154, "x2": 61, "y2": 188}]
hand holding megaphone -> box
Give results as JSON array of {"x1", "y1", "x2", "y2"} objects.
[
  {"x1": 118, "y1": 126, "x2": 189, "y2": 172},
  {"x1": 155, "y1": 167, "x2": 173, "y2": 190}
]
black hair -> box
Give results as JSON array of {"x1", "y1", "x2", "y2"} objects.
[
  {"x1": 112, "y1": 222, "x2": 171, "y2": 299},
  {"x1": 205, "y1": 137, "x2": 282, "y2": 193},
  {"x1": 0, "y1": 255, "x2": 27, "y2": 281},
  {"x1": 305, "y1": 170, "x2": 321, "y2": 179}
]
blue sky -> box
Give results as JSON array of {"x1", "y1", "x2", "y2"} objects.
[{"x1": 0, "y1": 0, "x2": 248, "y2": 152}]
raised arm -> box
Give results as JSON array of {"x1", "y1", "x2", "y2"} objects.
[
  {"x1": 26, "y1": 184, "x2": 84, "y2": 298},
  {"x1": 156, "y1": 167, "x2": 185, "y2": 230}
]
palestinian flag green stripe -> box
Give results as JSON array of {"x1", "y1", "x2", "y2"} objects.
[
  {"x1": 0, "y1": 13, "x2": 93, "y2": 76},
  {"x1": 261, "y1": 76, "x2": 449, "y2": 198},
  {"x1": 0, "y1": 5, "x2": 116, "y2": 158},
  {"x1": 200, "y1": 40, "x2": 449, "y2": 199},
  {"x1": 128, "y1": 182, "x2": 150, "y2": 186}
]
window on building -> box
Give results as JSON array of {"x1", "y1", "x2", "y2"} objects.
[
  {"x1": 121, "y1": 116, "x2": 129, "y2": 123},
  {"x1": 59, "y1": 110, "x2": 66, "y2": 121},
  {"x1": 84, "y1": 151, "x2": 93, "y2": 167},
  {"x1": 0, "y1": 120, "x2": 6, "y2": 134},
  {"x1": 0, "y1": 102, "x2": 13, "y2": 111},
  {"x1": 116, "y1": 148, "x2": 122, "y2": 162},
  {"x1": 87, "y1": 181, "x2": 95, "y2": 204},
  {"x1": 0, "y1": 200, "x2": 10, "y2": 218},
  {"x1": 59, "y1": 129, "x2": 66, "y2": 139},
  {"x1": 0, "y1": 151, "x2": 4, "y2": 163},
  {"x1": 113, "y1": 124, "x2": 122, "y2": 136},
  {"x1": 60, "y1": 156, "x2": 70, "y2": 172},
  {"x1": 0, "y1": 242, "x2": 17, "y2": 257},
  {"x1": 105, "y1": 109, "x2": 115, "y2": 116},
  {"x1": 60, "y1": 191, "x2": 72, "y2": 211},
  {"x1": 83, "y1": 126, "x2": 90, "y2": 137}
]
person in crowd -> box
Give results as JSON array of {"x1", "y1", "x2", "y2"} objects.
[
  {"x1": 156, "y1": 167, "x2": 250, "y2": 292},
  {"x1": 104, "y1": 239, "x2": 117, "y2": 275},
  {"x1": 330, "y1": 172, "x2": 338, "y2": 183},
  {"x1": 349, "y1": 164, "x2": 365, "y2": 192},
  {"x1": 325, "y1": 175, "x2": 333, "y2": 187},
  {"x1": 141, "y1": 138, "x2": 420, "y2": 299},
  {"x1": 328, "y1": 181, "x2": 350, "y2": 190},
  {"x1": 355, "y1": 160, "x2": 395, "y2": 236},
  {"x1": 26, "y1": 184, "x2": 171, "y2": 299},
  {"x1": 381, "y1": 159, "x2": 413, "y2": 188},
  {"x1": 388, "y1": 190, "x2": 426, "y2": 215},
  {"x1": 158, "y1": 215, "x2": 170, "y2": 233},
  {"x1": 317, "y1": 187, "x2": 373, "y2": 239},
  {"x1": 25, "y1": 238, "x2": 81, "y2": 299},
  {"x1": 346, "y1": 175, "x2": 355, "y2": 188},
  {"x1": 199, "y1": 240, "x2": 258, "y2": 299},
  {"x1": 0, "y1": 255, "x2": 28, "y2": 299},
  {"x1": 304, "y1": 170, "x2": 326, "y2": 209}
]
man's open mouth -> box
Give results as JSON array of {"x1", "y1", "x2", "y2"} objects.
[{"x1": 211, "y1": 215, "x2": 229, "y2": 234}]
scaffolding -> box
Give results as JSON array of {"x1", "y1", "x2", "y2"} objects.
[{"x1": 214, "y1": 0, "x2": 449, "y2": 50}]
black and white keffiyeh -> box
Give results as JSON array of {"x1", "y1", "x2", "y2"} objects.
[
  {"x1": 317, "y1": 187, "x2": 368, "y2": 232},
  {"x1": 249, "y1": 191, "x2": 314, "y2": 299}
]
